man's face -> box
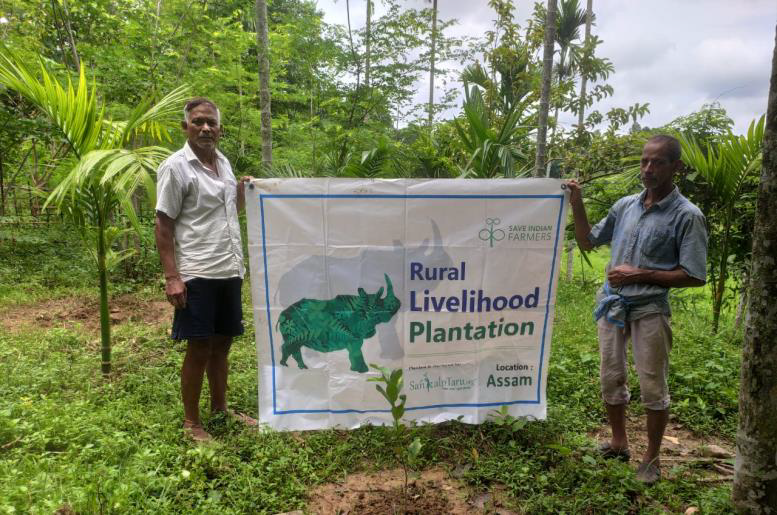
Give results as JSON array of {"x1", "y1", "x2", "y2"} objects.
[
  {"x1": 640, "y1": 141, "x2": 679, "y2": 190},
  {"x1": 182, "y1": 103, "x2": 220, "y2": 153}
]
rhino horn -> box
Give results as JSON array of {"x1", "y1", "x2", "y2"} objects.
[
  {"x1": 384, "y1": 273, "x2": 395, "y2": 299},
  {"x1": 375, "y1": 287, "x2": 384, "y2": 300},
  {"x1": 424, "y1": 220, "x2": 443, "y2": 258}
]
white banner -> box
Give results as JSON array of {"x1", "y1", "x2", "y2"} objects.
[{"x1": 246, "y1": 178, "x2": 568, "y2": 430}]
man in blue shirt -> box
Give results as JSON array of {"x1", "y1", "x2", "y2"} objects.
[{"x1": 566, "y1": 135, "x2": 708, "y2": 483}]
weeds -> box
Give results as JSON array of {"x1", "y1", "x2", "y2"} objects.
[{"x1": 0, "y1": 231, "x2": 740, "y2": 513}]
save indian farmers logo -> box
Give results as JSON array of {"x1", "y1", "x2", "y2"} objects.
[
  {"x1": 276, "y1": 274, "x2": 400, "y2": 373},
  {"x1": 479, "y1": 218, "x2": 505, "y2": 247},
  {"x1": 479, "y1": 218, "x2": 555, "y2": 246}
]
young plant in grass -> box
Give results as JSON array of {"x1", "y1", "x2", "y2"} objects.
[{"x1": 368, "y1": 364, "x2": 424, "y2": 498}]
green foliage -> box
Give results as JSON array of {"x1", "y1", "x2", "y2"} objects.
[
  {"x1": 453, "y1": 84, "x2": 532, "y2": 178},
  {"x1": 666, "y1": 102, "x2": 734, "y2": 146},
  {"x1": 0, "y1": 235, "x2": 741, "y2": 513},
  {"x1": 368, "y1": 364, "x2": 424, "y2": 496},
  {"x1": 0, "y1": 43, "x2": 188, "y2": 374},
  {"x1": 679, "y1": 115, "x2": 765, "y2": 332},
  {"x1": 369, "y1": 364, "x2": 407, "y2": 430}
]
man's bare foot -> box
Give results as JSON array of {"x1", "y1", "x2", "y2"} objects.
[{"x1": 183, "y1": 421, "x2": 213, "y2": 442}]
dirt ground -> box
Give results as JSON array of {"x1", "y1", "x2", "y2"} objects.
[
  {"x1": 1, "y1": 293, "x2": 171, "y2": 334},
  {"x1": 590, "y1": 413, "x2": 736, "y2": 479},
  {"x1": 305, "y1": 418, "x2": 736, "y2": 514},
  {"x1": 307, "y1": 467, "x2": 516, "y2": 515}
]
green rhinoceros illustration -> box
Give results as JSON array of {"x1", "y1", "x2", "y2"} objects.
[{"x1": 276, "y1": 274, "x2": 401, "y2": 373}]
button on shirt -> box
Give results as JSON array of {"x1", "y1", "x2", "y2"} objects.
[
  {"x1": 588, "y1": 186, "x2": 707, "y2": 321},
  {"x1": 155, "y1": 142, "x2": 245, "y2": 281}
]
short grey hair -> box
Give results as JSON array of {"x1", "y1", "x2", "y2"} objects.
[
  {"x1": 646, "y1": 135, "x2": 681, "y2": 162},
  {"x1": 183, "y1": 97, "x2": 221, "y2": 125}
]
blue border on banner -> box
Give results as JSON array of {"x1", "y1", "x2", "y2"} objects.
[{"x1": 259, "y1": 193, "x2": 565, "y2": 415}]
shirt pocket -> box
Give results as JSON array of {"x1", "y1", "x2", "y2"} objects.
[{"x1": 641, "y1": 227, "x2": 676, "y2": 261}]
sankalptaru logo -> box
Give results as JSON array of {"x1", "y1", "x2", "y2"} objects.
[{"x1": 409, "y1": 373, "x2": 476, "y2": 392}]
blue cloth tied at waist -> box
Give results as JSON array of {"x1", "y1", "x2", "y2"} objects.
[{"x1": 593, "y1": 282, "x2": 667, "y2": 328}]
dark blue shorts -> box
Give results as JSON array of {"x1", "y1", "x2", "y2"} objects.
[{"x1": 172, "y1": 277, "x2": 244, "y2": 340}]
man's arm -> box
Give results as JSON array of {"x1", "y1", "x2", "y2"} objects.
[
  {"x1": 155, "y1": 211, "x2": 187, "y2": 309},
  {"x1": 607, "y1": 264, "x2": 706, "y2": 288},
  {"x1": 566, "y1": 180, "x2": 594, "y2": 251}
]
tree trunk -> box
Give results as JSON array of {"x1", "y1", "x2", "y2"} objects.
[
  {"x1": 61, "y1": 0, "x2": 81, "y2": 74},
  {"x1": 97, "y1": 210, "x2": 111, "y2": 376},
  {"x1": 712, "y1": 204, "x2": 734, "y2": 333},
  {"x1": 565, "y1": 241, "x2": 575, "y2": 281},
  {"x1": 534, "y1": 0, "x2": 557, "y2": 177},
  {"x1": 256, "y1": 0, "x2": 272, "y2": 168},
  {"x1": 548, "y1": 47, "x2": 566, "y2": 152},
  {"x1": 576, "y1": 0, "x2": 593, "y2": 141},
  {"x1": 732, "y1": 24, "x2": 777, "y2": 513},
  {"x1": 365, "y1": 0, "x2": 371, "y2": 89},
  {"x1": 0, "y1": 147, "x2": 5, "y2": 216},
  {"x1": 566, "y1": 0, "x2": 588, "y2": 280},
  {"x1": 735, "y1": 273, "x2": 748, "y2": 329},
  {"x1": 427, "y1": 0, "x2": 438, "y2": 127}
]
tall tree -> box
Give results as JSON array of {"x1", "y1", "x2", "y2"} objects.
[
  {"x1": 549, "y1": 0, "x2": 585, "y2": 147},
  {"x1": 575, "y1": 0, "x2": 592, "y2": 142},
  {"x1": 365, "y1": 0, "x2": 371, "y2": 89},
  {"x1": 427, "y1": 0, "x2": 438, "y2": 127},
  {"x1": 256, "y1": 0, "x2": 273, "y2": 167},
  {"x1": 534, "y1": 0, "x2": 557, "y2": 177},
  {"x1": 566, "y1": 0, "x2": 592, "y2": 281},
  {"x1": 732, "y1": 24, "x2": 777, "y2": 512}
]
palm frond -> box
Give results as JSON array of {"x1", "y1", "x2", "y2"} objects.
[
  {"x1": 679, "y1": 115, "x2": 765, "y2": 203},
  {"x1": 117, "y1": 85, "x2": 191, "y2": 146},
  {"x1": 0, "y1": 43, "x2": 103, "y2": 157}
]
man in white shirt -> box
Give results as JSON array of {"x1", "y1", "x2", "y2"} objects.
[{"x1": 155, "y1": 97, "x2": 255, "y2": 442}]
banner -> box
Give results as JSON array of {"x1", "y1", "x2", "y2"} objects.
[{"x1": 246, "y1": 178, "x2": 568, "y2": 431}]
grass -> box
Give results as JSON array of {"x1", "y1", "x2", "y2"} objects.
[{"x1": 0, "y1": 225, "x2": 742, "y2": 513}]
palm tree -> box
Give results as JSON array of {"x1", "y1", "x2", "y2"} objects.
[
  {"x1": 256, "y1": 0, "x2": 273, "y2": 168},
  {"x1": 427, "y1": 0, "x2": 438, "y2": 127},
  {"x1": 535, "y1": 0, "x2": 557, "y2": 177},
  {"x1": 0, "y1": 44, "x2": 188, "y2": 375},
  {"x1": 566, "y1": 0, "x2": 592, "y2": 281},
  {"x1": 549, "y1": 0, "x2": 587, "y2": 147},
  {"x1": 679, "y1": 115, "x2": 765, "y2": 333},
  {"x1": 575, "y1": 0, "x2": 593, "y2": 142}
]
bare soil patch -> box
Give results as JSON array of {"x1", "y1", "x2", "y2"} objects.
[
  {"x1": 1, "y1": 293, "x2": 171, "y2": 334},
  {"x1": 590, "y1": 413, "x2": 736, "y2": 479},
  {"x1": 307, "y1": 467, "x2": 516, "y2": 514}
]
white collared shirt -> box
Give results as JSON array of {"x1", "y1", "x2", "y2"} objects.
[{"x1": 155, "y1": 142, "x2": 245, "y2": 281}]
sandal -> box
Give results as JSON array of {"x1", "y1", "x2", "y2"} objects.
[
  {"x1": 229, "y1": 410, "x2": 258, "y2": 427},
  {"x1": 597, "y1": 442, "x2": 631, "y2": 462},
  {"x1": 636, "y1": 460, "x2": 661, "y2": 484},
  {"x1": 183, "y1": 421, "x2": 213, "y2": 443}
]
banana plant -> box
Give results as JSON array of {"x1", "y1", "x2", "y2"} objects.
[
  {"x1": 0, "y1": 44, "x2": 189, "y2": 375},
  {"x1": 679, "y1": 115, "x2": 765, "y2": 332}
]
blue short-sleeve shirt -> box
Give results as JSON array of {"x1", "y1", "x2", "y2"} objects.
[{"x1": 588, "y1": 186, "x2": 708, "y2": 320}]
